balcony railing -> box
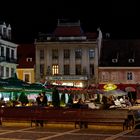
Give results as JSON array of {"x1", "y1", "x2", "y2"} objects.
[{"x1": 0, "y1": 56, "x2": 17, "y2": 63}]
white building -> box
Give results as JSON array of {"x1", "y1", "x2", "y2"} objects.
[
  {"x1": 35, "y1": 20, "x2": 98, "y2": 87},
  {"x1": 0, "y1": 22, "x2": 18, "y2": 79}
]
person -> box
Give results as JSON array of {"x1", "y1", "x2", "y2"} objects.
[
  {"x1": 124, "y1": 96, "x2": 132, "y2": 107},
  {"x1": 101, "y1": 95, "x2": 109, "y2": 109},
  {"x1": 40, "y1": 92, "x2": 48, "y2": 106},
  {"x1": 35, "y1": 93, "x2": 45, "y2": 127},
  {"x1": 72, "y1": 98, "x2": 84, "y2": 109},
  {"x1": 36, "y1": 93, "x2": 42, "y2": 106}
]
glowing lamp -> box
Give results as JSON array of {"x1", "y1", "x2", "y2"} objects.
[{"x1": 103, "y1": 83, "x2": 117, "y2": 91}]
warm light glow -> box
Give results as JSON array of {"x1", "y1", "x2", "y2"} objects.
[
  {"x1": 103, "y1": 83, "x2": 117, "y2": 91},
  {"x1": 52, "y1": 65, "x2": 59, "y2": 75}
]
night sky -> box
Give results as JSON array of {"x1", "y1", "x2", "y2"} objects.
[{"x1": 0, "y1": 1, "x2": 139, "y2": 43}]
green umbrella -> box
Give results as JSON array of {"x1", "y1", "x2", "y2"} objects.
[{"x1": 23, "y1": 83, "x2": 47, "y2": 94}]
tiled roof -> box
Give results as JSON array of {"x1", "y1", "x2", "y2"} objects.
[
  {"x1": 99, "y1": 39, "x2": 140, "y2": 67},
  {"x1": 17, "y1": 44, "x2": 35, "y2": 68},
  {"x1": 53, "y1": 26, "x2": 84, "y2": 36},
  {"x1": 85, "y1": 32, "x2": 97, "y2": 40}
]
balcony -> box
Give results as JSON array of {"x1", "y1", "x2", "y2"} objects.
[{"x1": 0, "y1": 56, "x2": 17, "y2": 63}]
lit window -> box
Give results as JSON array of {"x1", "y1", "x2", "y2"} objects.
[{"x1": 52, "y1": 64, "x2": 59, "y2": 75}]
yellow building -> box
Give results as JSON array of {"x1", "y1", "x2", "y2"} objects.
[{"x1": 17, "y1": 44, "x2": 35, "y2": 83}]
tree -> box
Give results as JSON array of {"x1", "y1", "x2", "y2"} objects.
[
  {"x1": 19, "y1": 92, "x2": 29, "y2": 106},
  {"x1": 60, "y1": 93, "x2": 65, "y2": 106},
  {"x1": 52, "y1": 87, "x2": 60, "y2": 107}
]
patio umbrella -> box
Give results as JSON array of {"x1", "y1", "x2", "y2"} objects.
[
  {"x1": 104, "y1": 89, "x2": 128, "y2": 97},
  {"x1": 2, "y1": 77, "x2": 30, "y2": 91},
  {"x1": 125, "y1": 87, "x2": 136, "y2": 92},
  {"x1": 23, "y1": 83, "x2": 48, "y2": 94}
]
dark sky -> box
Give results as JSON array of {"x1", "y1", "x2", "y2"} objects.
[{"x1": 0, "y1": 1, "x2": 139, "y2": 43}]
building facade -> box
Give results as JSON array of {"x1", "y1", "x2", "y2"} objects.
[
  {"x1": 99, "y1": 39, "x2": 140, "y2": 100},
  {"x1": 0, "y1": 22, "x2": 18, "y2": 79},
  {"x1": 17, "y1": 44, "x2": 35, "y2": 83},
  {"x1": 35, "y1": 20, "x2": 98, "y2": 87}
]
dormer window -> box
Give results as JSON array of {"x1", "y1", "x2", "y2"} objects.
[
  {"x1": 128, "y1": 59, "x2": 134, "y2": 63},
  {"x1": 112, "y1": 59, "x2": 118, "y2": 63},
  {"x1": 26, "y1": 57, "x2": 32, "y2": 62}
]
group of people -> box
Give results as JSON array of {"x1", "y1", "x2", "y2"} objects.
[
  {"x1": 36, "y1": 92, "x2": 48, "y2": 107},
  {"x1": 102, "y1": 95, "x2": 133, "y2": 109},
  {"x1": 34, "y1": 92, "x2": 48, "y2": 127}
]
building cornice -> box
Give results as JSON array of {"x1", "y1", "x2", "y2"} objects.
[
  {"x1": 0, "y1": 39, "x2": 18, "y2": 48},
  {"x1": 99, "y1": 67, "x2": 140, "y2": 69}
]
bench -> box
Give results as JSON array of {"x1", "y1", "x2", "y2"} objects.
[
  {"x1": 129, "y1": 109, "x2": 140, "y2": 129},
  {"x1": 0, "y1": 106, "x2": 36, "y2": 126},
  {"x1": 0, "y1": 107, "x2": 81, "y2": 127},
  {"x1": 76, "y1": 109, "x2": 131, "y2": 130},
  {"x1": 0, "y1": 107, "x2": 131, "y2": 130},
  {"x1": 30, "y1": 107, "x2": 81, "y2": 127}
]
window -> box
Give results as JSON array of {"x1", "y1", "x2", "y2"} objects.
[
  {"x1": 52, "y1": 49, "x2": 58, "y2": 59},
  {"x1": 127, "y1": 72, "x2": 133, "y2": 80},
  {"x1": 46, "y1": 66, "x2": 51, "y2": 75},
  {"x1": 112, "y1": 59, "x2": 118, "y2": 63},
  {"x1": 8, "y1": 30, "x2": 11, "y2": 39},
  {"x1": 75, "y1": 48, "x2": 82, "y2": 59},
  {"x1": 128, "y1": 59, "x2": 134, "y2": 63},
  {"x1": 11, "y1": 68, "x2": 14, "y2": 77},
  {"x1": 111, "y1": 72, "x2": 118, "y2": 82},
  {"x1": 1, "y1": 47, "x2": 4, "y2": 57},
  {"x1": 11, "y1": 49, "x2": 14, "y2": 59},
  {"x1": 90, "y1": 64, "x2": 94, "y2": 75},
  {"x1": 3, "y1": 27, "x2": 6, "y2": 37},
  {"x1": 64, "y1": 49, "x2": 70, "y2": 59},
  {"x1": 26, "y1": 57, "x2": 32, "y2": 62},
  {"x1": 40, "y1": 64, "x2": 44, "y2": 76},
  {"x1": 0, "y1": 66, "x2": 4, "y2": 77},
  {"x1": 89, "y1": 49, "x2": 95, "y2": 59},
  {"x1": 6, "y1": 48, "x2": 10, "y2": 60},
  {"x1": 25, "y1": 74, "x2": 30, "y2": 83},
  {"x1": 76, "y1": 64, "x2": 81, "y2": 75},
  {"x1": 64, "y1": 65, "x2": 70, "y2": 75},
  {"x1": 102, "y1": 72, "x2": 109, "y2": 82},
  {"x1": 6, "y1": 67, "x2": 9, "y2": 77},
  {"x1": 52, "y1": 64, "x2": 59, "y2": 75},
  {"x1": 40, "y1": 50, "x2": 44, "y2": 59}
]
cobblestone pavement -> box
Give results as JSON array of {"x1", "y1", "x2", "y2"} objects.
[{"x1": 0, "y1": 122, "x2": 139, "y2": 140}]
